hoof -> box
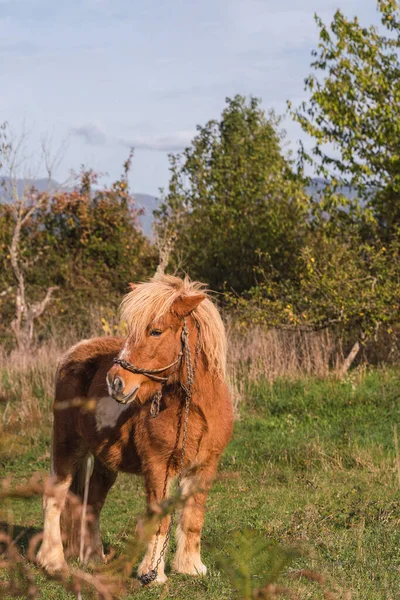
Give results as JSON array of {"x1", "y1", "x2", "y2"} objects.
[
  {"x1": 89, "y1": 552, "x2": 107, "y2": 564},
  {"x1": 173, "y1": 558, "x2": 207, "y2": 576},
  {"x1": 37, "y1": 550, "x2": 68, "y2": 575},
  {"x1": 83, "y1": 543, "x2": 107, "y2": 565}
]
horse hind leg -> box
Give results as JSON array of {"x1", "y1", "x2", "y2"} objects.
[
  {"x1": 84, "y1": 458, "x2": 117, "y2": 563},
  {"x1": 37, "y1": 473, "x2": 72, "y2": 574},
  {"x1": 37, "y1": 420, "x2": 88, "y2": 573}
]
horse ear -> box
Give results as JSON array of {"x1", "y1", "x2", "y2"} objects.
[{"x1": 171, "y1": 293, "x2": 206, "y2": 317}]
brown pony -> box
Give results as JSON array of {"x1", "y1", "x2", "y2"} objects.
[{"x1": 37, "y1": 274, "x2": 233, "y2": 583}]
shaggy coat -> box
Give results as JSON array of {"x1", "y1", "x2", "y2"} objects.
[{"x1": 37, "y1": 274, "x2": 234, "y2": 583}]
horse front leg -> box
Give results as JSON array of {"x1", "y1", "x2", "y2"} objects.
[
  {"x1": 138, "y1": 464, "x2": 172, "y2": 584},
  {"x1": 173, "y1": 464, "x2": 217, "y2": 576}
]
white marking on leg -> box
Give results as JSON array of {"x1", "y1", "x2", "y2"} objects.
[
  {"x1": 138, "y1": 534, "x2": 168, "y2": 584},
  {"x1": 173, "y1": 475, "x2": 207, "y2": 576},
  {"x1": 37, "y1": 476, "x2": 72, "y2": 574},
  {"x1": 173, "y1": 524, "x2": 207, "y2": 575}
]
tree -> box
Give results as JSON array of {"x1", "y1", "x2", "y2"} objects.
[
  {"x1": 290, "y1": 0, "x2": 400, "y2": 242},
  {"x1": 155, "y1": 95, "x2": 308, "y2": 294},
  {"x1": 0, "y1": 124, "x2": 62, "y2": 351},
  {"x1": 37, "y1": 153, "x2": 155, "y2": 301},
  {"x1": 0, "y1": 139, "x2": 156, "y2": 348},
  {"x1": 229, "y1": 229, "x2": 400, "y2": 371},
  {"x1": 284, "y1": 0, "x2": 400, "y2": 366}
]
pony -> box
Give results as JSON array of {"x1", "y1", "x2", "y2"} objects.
[{"x1": 37, "y1": 273, "x2": 234, "y2": 584}]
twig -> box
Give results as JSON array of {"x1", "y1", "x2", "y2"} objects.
[
  {"x1": 79, "y1": 456, "x2": 93, "y2": 562},
  {"x1": 393, "y1": 424, "x2": 400, "y2": 488}
]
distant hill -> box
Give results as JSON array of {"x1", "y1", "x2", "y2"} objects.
[
  {"x1": 136, "y1": 179, "x2": 363, "y2": 234},
  {"x1": 1, "y1": 176, "x2": 364, "y2": 238},
  {"x1": 134, "y1": 193, "x2": 159, "y2": 237},
  {"x1": 0, "y1": 177, "x2": 66, "y2": 197},
  {"x1": 0, "y1": 176, "x2": 159, "y2": 237}
]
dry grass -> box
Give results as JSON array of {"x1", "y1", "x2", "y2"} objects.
[
  {"x1": 228, "y1": 327, "x2": 344, "y2": 381},
  {"x1": 0, "y1": 343, "x2": 60, "y2": 442},
  {"x1": 226, "y1": 327, "x2": 345, "y2": 414},
  {"x1": 0, "y1": 325, "x2": 351, "y2": 430}
]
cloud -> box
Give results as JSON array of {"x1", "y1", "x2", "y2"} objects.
[
  {"x1": 118, "y1": 130, "x2": 196, "y2": 152},
  {"x1": 71, "y1": 123, "x2": 108, "y2": 146},
  {"x1": 71, "y1": 123, "x2": 195, "y2": 153}
]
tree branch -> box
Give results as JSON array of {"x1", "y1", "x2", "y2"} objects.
[{"x1": 30, "y1": 286, "x2": 58, "y2": 320}]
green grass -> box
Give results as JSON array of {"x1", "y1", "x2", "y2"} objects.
[{"x1": 1, "y1": 367, "x2": 400, "y2": 598}]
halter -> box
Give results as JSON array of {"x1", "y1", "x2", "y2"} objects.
[
  {"x1": 112, "y1": 317, "x2": 200, "y2": 415},
  {"x1": 112, "y1": 355, "x2": 182, "y2": 384}
]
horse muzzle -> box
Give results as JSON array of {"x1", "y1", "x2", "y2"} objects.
[{"x1": 107, "y1": 371, "x2": 140, "y2": 405}]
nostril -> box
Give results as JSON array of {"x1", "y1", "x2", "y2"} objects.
[{"x1": 113, "y1": 376, "x2": 124, "y2": 394}]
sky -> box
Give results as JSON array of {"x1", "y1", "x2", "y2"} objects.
[{"x1": 1, "y1": 0, "x2": 380, "y2": 196}]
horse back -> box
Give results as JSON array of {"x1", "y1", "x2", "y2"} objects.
[{"x1": 55, "y1": 336, "x2": 125, "y2": 404}]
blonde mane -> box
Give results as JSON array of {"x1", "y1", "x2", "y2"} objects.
[{"x1": 120, "y1": 273, "x2": 227, "y2": 378}]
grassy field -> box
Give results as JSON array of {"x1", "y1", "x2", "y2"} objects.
[{"x1": 1, "y1": 362, "x2": 400, "y2": 599}]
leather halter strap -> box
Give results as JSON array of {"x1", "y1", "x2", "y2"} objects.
[{"x1": 112, "y1": 353, "x2": 183, "y2": 383}]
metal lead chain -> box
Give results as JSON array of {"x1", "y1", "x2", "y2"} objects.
[
  {"x1": 150, "y1": 391, "x2": 162, "y2": 418},
  {"x1": 140, "y1": 318, "x2": 201, "y2": 585},
  {"x1": 138, "y1": 569, "x2": 157, "y2": 585}
]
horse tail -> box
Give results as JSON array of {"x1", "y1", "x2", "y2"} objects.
[{"x1": 61, "y1": 455, "x2": 91, "y2": 558}]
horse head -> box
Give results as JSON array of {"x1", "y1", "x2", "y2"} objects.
[{"x1": 107, "y1": 289, "x2": 205, "y2": 404}]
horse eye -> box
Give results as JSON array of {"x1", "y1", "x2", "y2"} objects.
[{"x1": 150, "y1": 329, "x2": 163, "y2": 337}]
